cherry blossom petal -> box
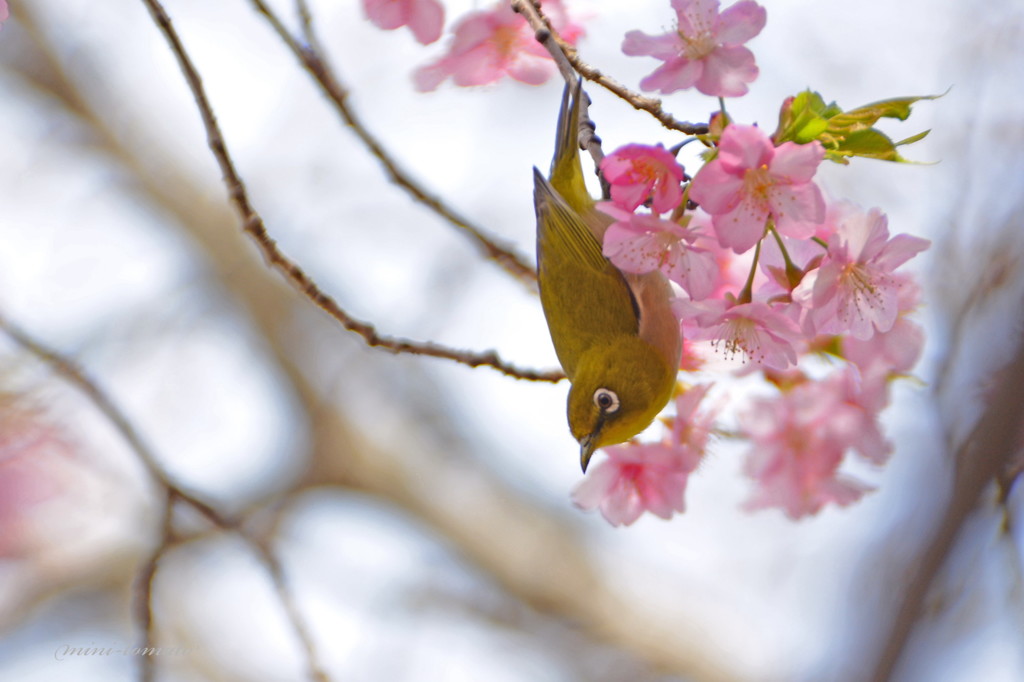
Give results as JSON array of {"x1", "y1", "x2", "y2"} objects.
[
  {"x1": 639, "y1": 58, "x2": 704, "y2": 94},
  {"x1": 697, "y1": 45, "x2": 758, "y2": 97},
  {"x1": 874, "y1": 233, "x2": 931, "y2": 272},
  {"x1": 689, "y1": 161, "x2": 746, "y2": 213},
  {"x1": 572, "y1": 443, "x2": 693, "y2": 526},
  {"x1": 621, "y1": 30, "x2": 683, "y2": 59},
  {"x1": 712, "y1": 196, "x2": 770, "y2": 252},
  {"x1": 413, "y1": 62, "x2": 449, "y2": 91},
  {"x1": 507, "y1": 56, "x2": 557, "y2": 85},
  {"x1": 408, "y1": 0, "x2": 445, "y2": 44},
  {"x1": 364, "y1": 0, "x2": 408, "y2": 29},
  {"x1": 601, "y1": 144, "x2": 685, "y2": 214},
  {"x1": 768, "y1": 140, "x2": 826, "y2": 183},
  {"x1": 665, "y1": 244, "x2": 719, "y2": 299},
  {"x1": 769, "y1": 182, "x2": 826, "y2": 238},
  {"x1": 603, "y1": 228, "x2": 671, "y2": 274},
  {"x1": 717, "y1": 0, "x2": 767, "y2": 45},
  {"x1": 719, "y1": 124, "x2": 773, "y2": 170}
]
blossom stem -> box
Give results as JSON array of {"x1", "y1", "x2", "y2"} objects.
[
  {"x1": 768, "y1": 226, "x2": 805, "y2": 290},
  {"x1": 672, "y1": 183, "x2": 694, "y2": 222},
  {"x1": 812, "y1": 236, "x2": 829, "y2": 250},
  {"x1": 737, "y1": 237, "x2": 763, "y2": 304}
]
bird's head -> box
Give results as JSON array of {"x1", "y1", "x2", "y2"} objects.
[{"x1": 568, "y1": 336, "x2": 676, "y2": 472}]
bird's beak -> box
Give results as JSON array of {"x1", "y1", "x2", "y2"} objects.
[
  {"x1": 579, "y1": 419, "x2": 604, "y2": 473},
  {"x1": 579, "y1": 435, "x2": 596, "y2": 473}
]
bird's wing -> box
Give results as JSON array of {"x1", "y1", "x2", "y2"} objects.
[{"x1": 534, "y1": 169, "x2": 640, "y2": 379}]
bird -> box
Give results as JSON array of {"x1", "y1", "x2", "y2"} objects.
[{"x1": 534, "y1": 80, "x2": 681, "y2": 472}]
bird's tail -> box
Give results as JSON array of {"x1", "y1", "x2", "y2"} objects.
[{"x1": 548, "y1": 79, "x2": 593, "y2": 216}]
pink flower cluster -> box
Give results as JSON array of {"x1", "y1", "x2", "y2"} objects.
[
  {"x1": 581, "y1": 124, "x2": 928, "y2": 524},
  {"x1": 572, "y1": 385, "x2": 717, "y2": 526},
  {"x1": 623, "y1": 0, "x2": 766, "y2": 98}
]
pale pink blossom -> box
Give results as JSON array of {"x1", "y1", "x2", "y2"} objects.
[
  {"x1": 842, "y1": 276, "x2": 925, "y2": 374},
  {"x1": 363, "y1": 0, "x2": 445, "y2": 45},
  {"x1": 741, "y1": 378, "x2": 874, "y2": 519},
  {"x1": 685, "y1": 298, "x2": 803, "y2": 369},
  {"x1": 825, "y1": 366, "x2": 892, "y2": 464},
  {"x1": 809, "y1": 205, "x2": 929, "y2": 340},
  {"x1": 414, "y1": 0, "x2": 583, "y2": 91},
  {"x1": 0, "y1": 401, "x2": 77, "y2": 557},
  {"x1": 622, "y1": 0, "x2": 765, "y2": 97},
  {"x1": 0, "y1": 2, "x2": 8, "y2": 29},
  {"x1": 664, "y1": 383, "x2": 718, "y2": 454},
  {"x1": 572, "y1": 441, "x2": 698, "y2": 526},
  {"x1": 689, "y1": 124, "x2": 826, "y2": 253},
  {"x1": 600, "y1": 203, "x2": 717, "y2": 300},
  {"x1": 600, "y1": 144, "x2": 685, "y2": 213}
]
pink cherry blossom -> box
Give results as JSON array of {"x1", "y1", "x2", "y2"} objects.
[
  {"x1": 685, "y1": 298, "x2": 802, "y2": 369},
  {"x1": 414, "y1": 0, "x2": 583, "y2": 91},
  {"x1": 809, "y1": 204, "x2": 930, "y2": 340},
  {"x1": 572, "y1": 441, "x2": 699, "y2": 526},
  {"x1": 363, "y1": 0, "x2": 445, "y2": 45},
  {"x1": 0, "y1": 2, "x2": 7, "y2": 28},
  {"x1": 599, "y1": 203, "x2": 717, "y2": 300},
  {"x1": 0, "y1": 400, "x2": 77, "y2": 557},
  {"x1": 600, "y1": 144, "x2": 686, "y2": 213},
  {"x1": 826, "y1": 366, "x2": 892, "y2": 464},
  {"x1": 665, "y1": 383, "x2": 719, "y2": 453},
  {"x1": 842, "y1": 276, "x2": 925, "y2": 374},
  {"x1": 689, "y1": 124, "x2": 826, "y2": 253},
  {"x1": 740, "y1": 377, "x2": 874, "y2": 519},
  {"x1": 622, "y1": 0, "x2": 766, "y2": 97}
]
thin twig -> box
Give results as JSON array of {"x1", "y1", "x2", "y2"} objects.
[
  {"x1": 866, "y1": 333, "x2": 1024, "y2": 682},
  {"x1": 138, "y1": 0, "x2": 562, "y2": 383},
  {"x1": 134, "y1": 488, "x2": 175, "y2": 682},
  {"x1": 251, "y1": 540, "x2": 330, "y2": 682},
  {"x1": 511, "y1": 0, "x2": 709, "y2": 137},
  {"x1": 249, "y1": 0, "x2": 538, "y2": 287}
]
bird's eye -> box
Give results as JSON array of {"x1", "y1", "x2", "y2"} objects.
[{"x1": 593, "y1": 388, "x2": 620, "y2": 414}]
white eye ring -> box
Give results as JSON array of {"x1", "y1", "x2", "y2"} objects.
[{"x1": 593, "y1": 388, "x2": 620, "y2": 414}]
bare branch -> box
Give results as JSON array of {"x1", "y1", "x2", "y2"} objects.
[
  {"x1": 134, "y1": 489, "x2": 174, "y2": 682},
  {"x1": 249, "y1": 0, "x2": 538, "y2": 287},
  {"x1": 137, "y1": 0, "x2": 562, "y2": 383}
]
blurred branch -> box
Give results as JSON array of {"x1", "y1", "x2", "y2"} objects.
[
  {"x1": 867, "y1": 329, "x2": 1024, "y2": 682},
  {"x1": 133, "y1": 488, "x2": 173, "y2": 682},
  {"x1": 0, "y1": 314, "x2": 331, "y2": 682},
  {"x1": 138, "y1": 0, "x2": 561, "y2": 383},
  {"x1": 248, "y1": 0, "x2": 538, "y2": 288},
  {"x1": 511, "y1": 0, "x2": 709, "y2": 137}
]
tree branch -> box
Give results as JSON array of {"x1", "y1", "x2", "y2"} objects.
[{"x1": 138, "y1": 0, "x2": 562, "y2": 383}]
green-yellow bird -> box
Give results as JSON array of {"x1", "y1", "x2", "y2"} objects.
[{"x1": 534, "y1": 82, "x2": 681, "y2": 472}]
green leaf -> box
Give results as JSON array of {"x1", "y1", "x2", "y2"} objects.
[{"x1": 771, "y1": 89, "x2": 941, "y2": 164}]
